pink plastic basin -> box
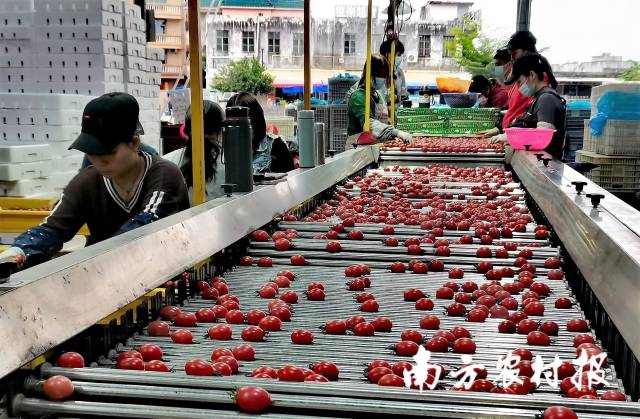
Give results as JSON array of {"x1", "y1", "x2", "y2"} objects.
[{"x1": 504, "y1": 128, "x2": 556, "y2": 151}]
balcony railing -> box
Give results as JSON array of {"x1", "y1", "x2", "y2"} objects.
[
  {"x1": 161, "y1": 64, "x2": 189, "y2": 77},
  {"x1": 150, "y1": 34, "x2": 184, "y2": 49},
  {"x1": 145, "y1": 3, "x2": 183, "y2": 19}
]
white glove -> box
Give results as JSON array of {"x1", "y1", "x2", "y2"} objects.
[
  {"x1": 0, "y1": 247, "x2": 25, "y2": 280},
  {"x1": 490, "y1": 133, "x2": 508, "y2": 144},
  {"x1": 395, "y1": 130, "x2": 413, "y2": 142}
]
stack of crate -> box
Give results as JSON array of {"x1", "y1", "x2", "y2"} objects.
[
  {"x1": 563, "y1": 108, "x2": 591, "y2": 161},
  {"x1": 576, "y1": 83, "x2": 640, "y2": 193},
  {"x1": 0, "y1": 0, "x2": 162, "y2": 197}
]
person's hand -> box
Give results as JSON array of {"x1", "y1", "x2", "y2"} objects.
[
  {"x1": 478, "y1": 96, "x2": 488, "y2": 107},
  {"x1": 0, "y1": 247, "x2": 25, "y2": 280},
  {"x1": 395, "y1": 130, "x2": 413, "y2": 143},
  {"x1": 490, "y1": 133, "x2": 508, "y2": 144},
  {"x1": 476, "y1": 127, "x2": 500, "y2": 138}
]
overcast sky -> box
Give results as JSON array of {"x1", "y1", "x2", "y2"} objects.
[{"x1": 311, "y1": 0, "x2": 640, "y2": 64}]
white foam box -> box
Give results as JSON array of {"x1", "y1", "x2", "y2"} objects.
[
  {"x1": 144, "y1": 85, "x2": 160, "y2": 99},
  {"x1": 0, "y1": 54, "x2": 33, "y2": 68},
  {"x1": 41, "y1": 82, "x2": 124, "y2": 96},
  {"x1": 146, "y1": 47, "x2": 164, "y2": 62},
  {"x1": 0, "y1": 39, "x2": 32, "y2": 55},
  {"x1": 37, "y1": 0, "x2": 123, "y2": 13},
  {"x1": 147, "y1": 72, "x2": 161, "y2": 86},
  {"x1": 124, "y1": 28, "x2": 145, "y2": 45},
  {"x1": 0, "y1": 177, "x2": 50, "y2": 197},
  {"x1": 0, "y1": 160, "x2": 52, "y2": 181},
  {"x1": 34, "y1": 125, "x2": 81, "y2": 142},
  {"x1": 125, "y1": 83, "x2": 145, "y2": 97},
  {"x1": 139, "y1": 109, "x2": 159, "y2": 123},
  {"x1": 124, "y1": 55, "x2": 147, "y2": 71},
  {"x1": 0, "y1": 1, "x2": 35, "y2": 13},
  {"x1": 48, "y1": 140, "x2": 75, "y2": 157},
  {"x1": 34, "y1": 10, "x2": 123, "y2": 28},
  {"x1": 4, "y1": 109, "x2": 81, "y2": 126},
  {"x1": 36, "y1": 53, "x2": 124, "y2": 70},
  {"x1": 122, "y1": 2, "x2": 141, "y2": 18},
  {"x1": 37, "y1": 39, "x2": 124, "y2": 55},
  {"x1": 0, "y1": 26, "x2": 34, "y2": 40},
  {"x1": 125, "y1": 42, "x2": 146, "y2": 58},
  {"x1": 0, "y1": 125, "x2": 39, "y2": 141},
  {"x1": 0, "y1": 82, "x2": 26, "y2": 94},
  {"x1": 35, "y1": 26, "x2": 123, "y2": 42},
  {"x1": 123, "y1": 68, "x2": 148, "y2": 84},
  {"x1": 49, "y1": 170, "x2": 77, "y2": 189},
  {"x1": 41, "y1": 68, "x2": 124, "y2": 84},
  {"x1": 0, "y1": 93, "x2": 91, "y2": 110},
  {"x1": 0, "y1": 143, "x2": 52, "y2": 163},
  {"x1": 147, "y1": 60, "x2": 161, "y2": 74},
  {"x1": 0, "y1": 11, "x2": 34, "y2": 27},
  {"x1": 0, "y1": 68, "x2": 34, "y2": 84},
  {"x1": 138, "y1": 97, "x2": 161, "y2": 111},
  {"x1": 51, "y1": 154, "x2": 83, "y2": 172},
  {"x1": 123, "y1": 15, "x2": 145, "y2": 32},
  {"x1": 591, "y1": 82, "x2": 640, "y2": 114}
]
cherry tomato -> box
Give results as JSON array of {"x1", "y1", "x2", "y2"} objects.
[
  {"x1": 43, "y1": 375, "x2": 74, "y2": 400},
  {"x1": 251, "y1": 367, "x2": 278, "y2": 378},
  {"x1": 324, "y1": 319, "x2": 347, "y2": 335},
  {"x1": 311, "y1": 361, "x2": 339, "y2": 380},
  {"x1": 543, "y1": 406, "x2": 578, "y2": 419},
  {"x1": 145, "y1": 360, "x2": 170, "y2": 372},
  {"x1": 277, "y1": 365, "x2": 305, "y2": 382},
  {"x1": 368, "y1": 366, "x2": 393, "y2": 383},
  {"x1": 419, "y1": 315, "x2": 440, "y2": 330},
  {"x1": 57, "y1": 352, "x2": 85, "y2": 369},
  {"x1": 208, "y1": 324, "x2": 233, "y2": 340},
  {"x1": 370, "y1": 317, "x2": 392, "y2": 332},
  {"x1": 217, "y1": 355, "x2": 239, "y2": 373},
  {"x1": 171, "y1": 329, "x2": 193, "y2": 344},
  {"x1": 117, "y1": 357, "x2": 145, "y2": 370},
  {"x1": 378, "y1": 373, "x2": 405, "y2": 387},
  {"x1": 353, "y1": 322, "x2": 375, "y2": 336},
  {"x1": 291, "y1": 329, "x2": 314, "y2": 345},
  {"x1": 259, "y1": 316, "x2": 282, "y2": 331},
  {"x1": 241, "y1": 326, "x2": 265, "y2": 342},
  {"x1": 138, "y1": 344, "x2": 163, "y2": 361},
  {"x1": 235, "y1": 386, "x2": 271, "y2": 413}
]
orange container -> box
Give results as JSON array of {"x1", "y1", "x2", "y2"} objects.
[
  {"x1": 436, "y1": 77, "x2": 472, "y2": 93},
  {"x1": 0, "y1": 197, "x2": 89, "y2": 235}
]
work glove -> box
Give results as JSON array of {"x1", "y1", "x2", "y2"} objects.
[
  {"x1": 490, "y1": 133, "x2": 508, "y2": 144},
  {"x1": 0, "y1": 247, "x2": 25, "y2": 281},
  {"x1": 393, "y1": 129, "x2": 413, "y2": 143},
  {"x1": 476, "y1": 127, "x2": 500, "y2": 138}
]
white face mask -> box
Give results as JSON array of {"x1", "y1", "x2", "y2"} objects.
[
  {"x1": 374, "y1": 77, "x2": 386, "y2": 90},
  {"x1": 394, "y1": 56, "x2": 404, "y2": 70}
]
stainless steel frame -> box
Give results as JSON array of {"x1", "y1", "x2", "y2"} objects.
[
  {"x1": 0, "y1": 147, "x2": 378, "y2": 379},
  {"x1": 510, "y1": 151, "x2": 640, "y2": 360}
]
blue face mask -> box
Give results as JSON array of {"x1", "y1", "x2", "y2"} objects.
[
  {"x1": 494, "y1": 65, "x2": 505, "y2": 80},
  {"x1": 374, "y1": 77, "x2": 386, "y2": 90},
  {"x1": 519, "y1": 80, "x2": 536, "y2": 97}
]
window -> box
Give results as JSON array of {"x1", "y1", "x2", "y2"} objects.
[
  {"x1": 442, "y1": 35, "x2": 454, "y2": 58},
  {"x1": 216, "y1": 30, "x2": 229, "y2": 54},
  {"x1": 292, "y1": 32, "x2": 303, "y2": 56},
  {"x1": 418, "y1": 35, "x2": 431, "y2": 58},
  {"x1": 344, "y1": 33, "x2": 355, "y2": 55},
  {"x1": 242, "y1": 31, "x2": 255, "y2": 53},
  {"x1": 268, "y1": 31, "x2": 280, "y2": 54}
]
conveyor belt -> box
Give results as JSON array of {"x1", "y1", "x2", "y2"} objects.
[{"x1": 12, "y1": 158, "x2": 640, "y2": 418}]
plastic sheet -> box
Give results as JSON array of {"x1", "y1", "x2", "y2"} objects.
[{"x1": 589, "y1": 92, "x2": 640, "y2": 136}]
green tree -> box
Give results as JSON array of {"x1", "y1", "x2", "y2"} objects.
[
  {"x1": 212, "y1": 58, "x2": 274, "y2": 95},
  {"x1": 445, "y1": 16, "x2": 505, "y2": 77},
  {"x1": 620, "y1": 62, "x2": 640, "y2": 81}
]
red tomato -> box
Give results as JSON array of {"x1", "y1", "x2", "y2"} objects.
[
  {"x1": 346, "y1": 315, "x2": 366, "y2": 329},
  {"x1": 360, "y1": 299, "x2": 379, "y2": 312},
  {"x1": 235, "y1": 386, "x2": 272, "y2": 413},
  {"x1": 305, "y1": 374, "x2": 329, "y2": 382},
  {"x1": 368, "y1": 360, "x2": 392, "y2": 371},
  {"x1": 430, "y1": 259, "x2": 445, "y2": 271},
  {"x1": 436, "y1": 287, "x2": 455, "y2": 299},
  {"x1": 147, "y1": 320, "x2": 171, "y2": 337},
  {"x1": 117, "y1": 357, "x2": 145, "y2": 370},
  {"x1": 138, "y1": 344, "x2": 163, "y2": 361},
  {"x1": 269, "y1": 306, "x2": 292, "y2": 321},
  {"x1": 280, "y1": 290, "x2": 299, "y2": 304},
  {"x1": 394, "y1": 340, "x2": 420, "y2": 356},
  {"x1": 390, "y1": 261, "x2": 406, "y2": 273},
  {"x1": 43, "y1": 375, "x2": 74, "y2": 400},
  {"x1": 353, "y1": 322, "x2": 375, "y2": 336},
  {"x1": 290, "y1": 254, "x2": 306, "y2": 265},
  {"x1": 217, "y1": 355, "x2": 239, "y2": 373},
  {"x1": 415, "y1": 297, "x2": 434, "y2": 311},
  {"x1": 291, "y1": 329, "x2": 314, "y2": 344},
  {"x1": 277, "y1": 365, "x2": 305, "y2": 382},
  {"x1": 116, "y1": 350, "x2": 142, "y2": 363},
  {"x1": 311, "y1": 361, "x2": 339, "y2": 380},
  {"x1": 567, "y1": 319, "x2": 589, "y2": 332},
  {"x1": 174, "y1": 311, "x2": 197, "y2": 327},
  {"x1": 543, "y1": 406, "x2": 578, "y2": 419},
  {"x1": 159, "y1": 305, "x2": 181, "y2": 321},
  {"x1": 601, "y1": 390, "x2": 627, "y2": 401},
  {"x1": 246, "y1": 310, "x2": 266, "y2": 326},
  {"x1": 57, "y1": 352, "x2": 85, "y2": 369},
  {"x1": 211, "y1": 348, "x2": 233, "y2": 361},
  {"x1": 259, "y1": 316, "x2": 282, "y2": 331},
  {"x1": 171, "y1": 329, "x2": 193, "y2": 344},
  {"x1": 251, "y1": 230, "x2": 270, "y2": 242},
  {"x1": 252, "y1": 366, "x2": 278, "y2": 378},
  {"x1": 420, "y1": 315, "x2": 440, "y2": 330},
  {"x1": 241, "y1": 326, "x2": 265, "y2": 342},
  {"x1": 211, "y1": 361, "x2": 233, "y2": 376},
  {"x1": 370, "y1": 317, "x2": 392, "y2": 332},
  {"x1": 208, "y1": 324, "x2": 233, "y2": 340},
  {"x1": 368, "y1": 366, "x2": 393, "y2": 383},
  {"x1": 527, "y1": 331, "x2": 551, "y2": 346},
  {"x1": 239, "y1": 256, "x2": 254, "y2": 266},
  {"x1": 274, "y1": 238, "x2": 291, "y2": 251},
  {"x1": 324, "y1": 319, "x2": 347, "y2": 335},
  {"x1": 145, "y1": 360, "x2": 170, "y2": 372},
  {"x1": 453, "y1": 338, "x2": 476, "y2": 354},
  {"x1": 426, "y1": 336, "x2": 449, "y2": 352},
  {"x1": 378, "y1": 373, "x2": 405, "y2": 387}
]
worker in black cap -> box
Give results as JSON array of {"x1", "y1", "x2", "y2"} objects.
[
  {"x1": 0, "y1": 92, "x2": 190, "y2": 279},
  {"x1": 477, "y1": 31, "x2": 540, "y2": 137},
  {"x1": 504, "y1": 54, "x2": 567, "y2": 159},
  {"x1": 493, "y1": 48, "x2": 512, "y2": 84}
]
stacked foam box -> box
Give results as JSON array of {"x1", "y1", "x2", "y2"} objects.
[
  {"x1": 576, "y1": 83, "x2": 640, "y2": 192},
  {"x1": 0, "y1": 0, "x2": 163, "y2": 196}
]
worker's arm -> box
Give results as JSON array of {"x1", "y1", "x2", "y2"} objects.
[
  {"x1": 8, "y1": 175, "x2": 88, "y2": 269},
  {"x1": 350, "y1": 90, "x2": 410, "y2": 142},
  {"x1": 113, "y1": 160, "x2": 190, "y2": 236}
]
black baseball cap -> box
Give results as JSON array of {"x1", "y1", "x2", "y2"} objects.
[
  {"x1": 506, "y1": 31, "x2": 537, "y2": 52},
  {"x1": 69, "y1": 92, "x2": 144, "y2": 155},
  {"x1": 504, "y1": 54, "x2": 552, "y2": 85}
]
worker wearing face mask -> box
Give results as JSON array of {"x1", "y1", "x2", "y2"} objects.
[
  {"x1": 345, "y1": 54, "x2": 412, "y2": 148},
  {"x1": 379, "y1": 39, "x2": 409, "y2": 106},
  {"x1": 493, "y1": 48, "x2": 512, "y2": 86},
  {"x1": 504, "y1": 54, "x2": 566, "y2": 159}
]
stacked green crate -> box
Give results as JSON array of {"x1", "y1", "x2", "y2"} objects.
[{"x1": 397, "y1": 108, "x2": 500, "y2": 136}]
